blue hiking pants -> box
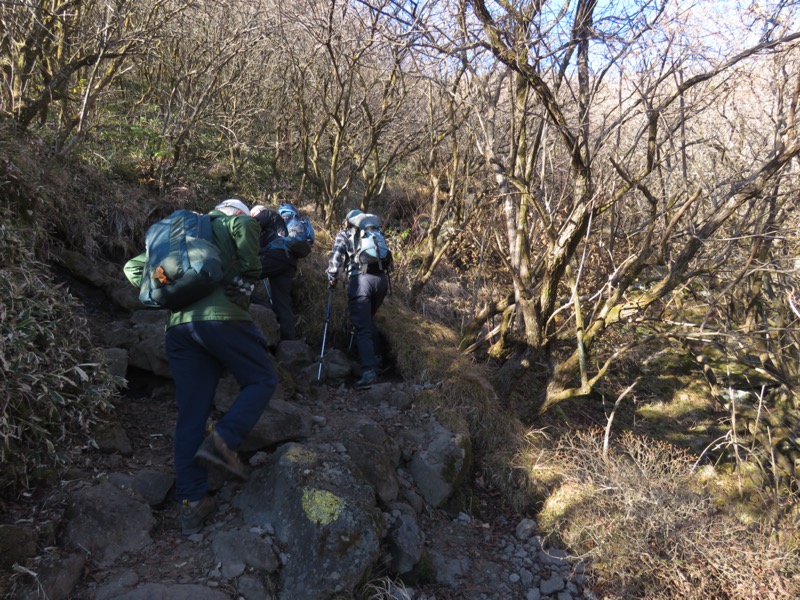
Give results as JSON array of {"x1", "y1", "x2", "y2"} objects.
[
  {"x1": 165, "y1": 320, "x2": 276, "y2": 502},
  {"x1": 347, "y1": 271, "x2": 388, "y2": 374}
]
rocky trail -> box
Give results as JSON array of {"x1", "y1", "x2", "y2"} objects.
[{"x1": 2, "y1": 291, "x2": 594, "y2": 600}]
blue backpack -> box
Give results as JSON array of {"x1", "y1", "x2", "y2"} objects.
[
  {"x1": 349, "y1": 213, "x2": 392, "y2": 272},
  {"x1": 270, "y1": 203, "x2": 315, "y2": 258},
  {"x1": 138, "y1": 210, "x2": 224, "y2": 310}
]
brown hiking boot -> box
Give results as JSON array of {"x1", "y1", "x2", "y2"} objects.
[
  {"x1": 180, "y1": 495, "x2": 216, "y2": 535},
  {"x1": 193, "y1": 431, "x2": 248, "y2": 481}
]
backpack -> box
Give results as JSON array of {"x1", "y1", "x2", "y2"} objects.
[
  {"x1": 138, "y1": 209, "x2": 225, "y2": 310},
  {"x1": 349, "y1": 213, "x2": 393, "y2": 273},
  {"x1": 271, "y1": 202, "x2": 315, "y2": 258}
]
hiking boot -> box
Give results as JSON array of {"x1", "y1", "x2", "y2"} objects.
[
  {"x1": 194, "y1": 432, "x2": 248, "y2": 481},
  {"x1": 180, "y1": 495, "x2": 216, "y2": 535},
  {"x1": 355, "y1": 370, "x2": 378, "y2": 389}
]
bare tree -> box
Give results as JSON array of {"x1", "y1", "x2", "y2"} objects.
[
  {"x1": 0, "y1": 0, "x2": 191, "y2": 155},
  {"x1": 449, "y1": 0, "x2": 800, "y2": 414},
  {"x1": 273, "y1": 0, "x2": 422, "y2": 225}
]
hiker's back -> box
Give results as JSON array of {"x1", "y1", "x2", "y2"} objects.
[
  {"x1": 136, "y1": 209, "x2": 223, "y2": 310},
  {"x1": 253, "y1": 208, "x2": 288, "y2": 251},
  {"x1": 276, "y1": 202, "x2": 315, "y2": 258},
  {"x1": 348, "y1": 212, "x2": 393, "y2": 274}
]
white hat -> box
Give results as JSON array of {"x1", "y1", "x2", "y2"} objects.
[
  {"x1": 215, "y1": 198, "x2": 251, "y2": 216},
  {"x1": 250, "y1": 205, "x2": 268, "y2": 217}
]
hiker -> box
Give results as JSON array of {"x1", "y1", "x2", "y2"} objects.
[
  {"x1": 326, "y1": 208, "x2": 391, "y2": 388},
  {"x1": 123, "y1": 198, "x2": 276, "y2": 535},
  {"x1": 251, "y1": 204, "x2": 298, "y2": 341}
]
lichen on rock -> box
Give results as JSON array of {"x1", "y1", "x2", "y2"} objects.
[{"x1": 302, "y1": 488, "x2": 345, "y2": 525}]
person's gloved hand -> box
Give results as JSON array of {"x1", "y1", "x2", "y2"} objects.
[
  {"x1": 327, "y1": 274, "x2": 337, "y2": 289},
  {"x1": 225, "y1": 275, "x2": 256, "y2": 310}
]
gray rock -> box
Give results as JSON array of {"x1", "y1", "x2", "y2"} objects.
[
  {"x1": 409, "y1": 420, "x2": 471, "y2": 508},
  {"x1": 0, "y1": 524, "x2": 37, "y2": 570},
  {"x1": 108, "y1": 470, "x2": 173, "y2": 506},
  {"x1": 94, "y1": 571, "x2": 140, "y2": 600},
  {"x1": 540, "y1": 573, "x2": 566, "y2": 595},
  {"x1": 127, "y1": 312, "x2": 170, "y2": 377},
  {"x1": 235, "y1": 442, "x2": 384, "y2": 600},
  {"x1": 115, "y1": 583, "x2": 230, "y2": 599},
  {"x1": 429, "y1": 549, "x2": 470, "y2": 587},
  {"x1": 388, "y1": 388, "x2": 414, "y2": 410},
  {"x1": 10, "y1": 551, "x2": 85, "y2": 600},
  {"x1": 103, "y1": 324, "x2": 139, "y2": 349},
  {"x1": 342, "y1": 416, "x2": 401, "y2": 503},
  {"x1": 364, "y1": 382, "x2": 393, "y2": 403},
  {"x1": 400, "y1": 488, "x2": 424, "y2": 514},
  {"x1": 221, "y1": 561, "x2": 246, "y2": 579},
  {"x1": 62, "y1": 483, "x2": 154, "y2": 567},
  {"x1": 541, "y1": 547, "x2": 570, "y2": 569},
  {"x1": 102, "y1": 347, "x2": 129, "y2": 380},
  {"x1": 237, "y1": 575, "x2": 274, "y2": 600},
  {"x1": 250, "y1": 303, "x2": 280, "y2": 347},
  {"x1": 515, "y1": 518, "x2": 537, "y2": 540},
  {"x1": 94, "y1": 422, "x2": 133, "y2": 456},
  {"x1": 130, "y1": 309, "x2": 169, "y2": 326},
  {"x1": 322, "y1": 349, "x2": 355, "y2": 381},
  {"x1": 240, "y1": 397, "x2": 314, "y2": 452},
  {"x1": 276, "y1": 340, "x2": 314, "y2": 367},
  {"x1": 211, "y1": 528, "x2": 279, "y2": 572},
  {"x1": 388, "y1": 514, "x2": 423, "y2": 574}
]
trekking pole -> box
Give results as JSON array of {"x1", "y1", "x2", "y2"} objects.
[
  {"x1": 317, "y1": 287, "x2": 334, "y2": 381},
  {"x1": 261, "y1": 278, "x2": 273, "y2": 305}
]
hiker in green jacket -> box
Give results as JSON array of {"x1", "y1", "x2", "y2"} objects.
[{"x1": 124, "y1": 198, "x2": 277, "y2": 535}]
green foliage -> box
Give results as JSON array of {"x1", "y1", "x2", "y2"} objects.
[{"x1": 0, "y1": 208, "x2": 119, "y2": 497}]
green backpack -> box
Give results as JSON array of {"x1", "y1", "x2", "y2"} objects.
[{"x1": 138, "y1": 210, "x2": 224, "y2": 310}]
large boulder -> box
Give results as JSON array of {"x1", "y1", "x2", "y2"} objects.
[
  {"x1": 235, "y1": 443, "x2": 385, "y2": 600},
  {"x1": 61, "y1": 483, "x2": 155, "y2": 567},
  {"x1": 240, "y1": 398, "x2": 314, "y2": 452},
  {"x1": 341, "y1": 416, "x2": 401, "y2": 504},
  {"x1": 249, "y1": 303, "x2": 280, "y2": 347},
  {"x1": 126, "y1": 310, "x2": 170, "y2": 377},
  {"x1": 409, "y1": 418, "x2": 472, "y2": 508}
]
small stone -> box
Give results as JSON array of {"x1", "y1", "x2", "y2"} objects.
[
  {"x1": 540, "y1": 573, "x2": 566, "y2": 595},
  {"x1": 515, "y1": 518, "x2": 537, "y2": 540},
  {"x1": 526, "y1": 589, "x2": 541, "y2": 600},
  {"x1": 567, "y1": 581, "x2": 579, "y2": 594}
]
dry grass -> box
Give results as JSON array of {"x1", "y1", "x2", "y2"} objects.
[{"x1": 530, "y1": 429, "x2": 800, "y2": 599}]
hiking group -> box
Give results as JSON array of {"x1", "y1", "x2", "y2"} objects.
[{"x1": 123, "y1": 198, "x2": 393, "y2": 535}]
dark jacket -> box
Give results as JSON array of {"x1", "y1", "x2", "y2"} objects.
[{"x1": 255, "y1": 209, "x2": 297, "y2": 273}]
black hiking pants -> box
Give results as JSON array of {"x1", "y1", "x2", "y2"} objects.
[{"x1": 347, "y1": 271, "x2": 388, "y2": 374}]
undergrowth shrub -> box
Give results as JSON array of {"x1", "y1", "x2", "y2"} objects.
[
  {"x1": 537, "y1": 429, "x2": 800, "y2": 599},
  {"x1": 0, "y1": 208, "x2": 119, "y2": 497}
]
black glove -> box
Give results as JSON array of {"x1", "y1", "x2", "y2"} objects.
[
  {"x1": 225, "y1": 275, "x2": 256, "y2": 310},
  {"x1": 327, "y1": 274, "x2": 337, "y2": 289}
]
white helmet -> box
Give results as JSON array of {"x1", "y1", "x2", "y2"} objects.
[{"x1": 215, "y1": 198, "x2": 251, "y2": 216}]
